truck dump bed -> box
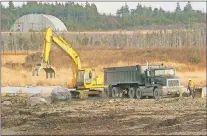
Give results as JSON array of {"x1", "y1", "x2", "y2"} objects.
[{"x1": 104, "y1": 64, "x2": 161, "y2": 86}]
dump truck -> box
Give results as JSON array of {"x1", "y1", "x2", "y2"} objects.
[{"x1": 104, "y1": 62, "x2": 184, "y2": 99}]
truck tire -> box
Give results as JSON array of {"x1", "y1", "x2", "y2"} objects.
[
  {"x1": 106, "y1": 87, "x2": 112, "y2": 97},
  {"x1": 136, "y1": 88, "x2": 142, "y2": 99},
  {"x1": 128, "y1": 87, "x2": 136, "y2": 98},
  {"x1": 112, "y1": 87, "x2": 119, "y2": 98},
  {"x1": 153, "y1": 88, "x2": 160, "y2": 100}
]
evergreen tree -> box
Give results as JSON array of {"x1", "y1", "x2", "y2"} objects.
[
  {"x1": 153, "y1": 8, "x2": 158, "y2": 16},
  {"x1": 175, "y1": 2, "x2": 181, "y2": 12},
  {"x1": 184, "y1": 2, "x2": 192, "y2": 12},
  {"x1": 8, "y1": 1, "x2": 15, "y2": 10},
  {"x1": 123, "y1": 3, "x2": 130, "y2": 15}
]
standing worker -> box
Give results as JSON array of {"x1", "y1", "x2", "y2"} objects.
[{"x1": 187, "y1": 79, "x2": 195, "y2": 97}]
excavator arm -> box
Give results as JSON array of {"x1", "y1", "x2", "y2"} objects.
[{"x1": 32, "y1": 27, "x2": 82, "y2": 87}]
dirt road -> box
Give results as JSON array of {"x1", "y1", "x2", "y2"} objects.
[{"x1": 1, "y1": 96, "x2": 206, "y2": 135}]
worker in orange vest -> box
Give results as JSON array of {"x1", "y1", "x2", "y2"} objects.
[{"x1": 187, "y1": 79, "x2": 195, "y2": 97}]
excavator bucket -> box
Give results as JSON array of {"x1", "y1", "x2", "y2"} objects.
[{"x1": 32, "y1": 63, "x2": 56, "y2": 79}]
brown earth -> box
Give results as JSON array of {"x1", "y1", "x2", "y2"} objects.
[{"x1": 1, "y1": 96, "x2": 206, "y2": 135}]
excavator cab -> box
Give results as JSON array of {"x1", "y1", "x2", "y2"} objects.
[
  {"x1": 77, "y1": 70, "x2": 85, "y2": 86},
  {"x1": 76, "y1": 69, "x2": 96, "y2": 88}
]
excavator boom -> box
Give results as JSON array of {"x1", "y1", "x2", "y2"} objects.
[{"x1": 32, "y1": 27, "x2": 82, "y2": 87}]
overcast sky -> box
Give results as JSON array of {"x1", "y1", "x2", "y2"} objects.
[{"x1": 1, "y1": 2, "x2": 206, "y2": 15}]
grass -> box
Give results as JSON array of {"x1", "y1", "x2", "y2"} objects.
[
  {"x1": 176, "y1": 71, "x2": 206, "y2": 86},
  {"x1": 1, "y1": 47, "x2": 206, "y2": 86},
  {"x1": 48, "y1": 46, "x2": 206, "y2": 71},
  {"x1": 1, "y1": 55, "x2": 28, "y2": 64},
  {"x1": 1, "y1": 67, "x2": 72, "y2": 86}
]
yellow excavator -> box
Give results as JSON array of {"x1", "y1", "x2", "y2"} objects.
[{"x1": 32, "y1": 27, "x2": 105, "y2": 98}]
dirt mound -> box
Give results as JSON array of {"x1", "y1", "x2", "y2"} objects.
[
  {"x1": 1, "y1": 96, "x2": 28, "y2": 106},
  {"x1": 158, "y1": 117, "x2": 181, "y2": 127}
]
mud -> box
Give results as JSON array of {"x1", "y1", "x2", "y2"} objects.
[{"x1": 1, "y1": 96, "x2": 206, "y2": 135}]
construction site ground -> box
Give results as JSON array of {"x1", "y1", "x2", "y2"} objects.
[{"x1": 1, "y1": 96, "x2": 206, "y2": 135}]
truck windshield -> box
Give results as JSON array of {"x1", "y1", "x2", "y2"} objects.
[{"x1": 154, "y1": 69, "x2": 175, "y2": 76}]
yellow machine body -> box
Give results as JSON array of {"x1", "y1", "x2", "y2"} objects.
[{"x1": 32, "y1": 27, "x2": 105, "y2": 90}]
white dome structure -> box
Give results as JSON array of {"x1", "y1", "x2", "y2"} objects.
[{"x1": 10, "y1": 14, "x2": 68, "y2": 32}]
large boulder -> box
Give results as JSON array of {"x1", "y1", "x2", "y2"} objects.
[
  {"x1": 30, "y1": 93, "x2": 52, "y2": 104},
  {"x1": 51, "y1": 87, "x2": 72, "y2": 102},
  {"x1": 28, "y1": 97, "x2": 47, "y2": 106}
]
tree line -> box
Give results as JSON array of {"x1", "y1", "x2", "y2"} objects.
[
  {"x1": 1, "y1": 1, "x2": 206, "y2": 31},
  {"x1": 2, "y1": 25, "x2": 205, "y2": 53}
]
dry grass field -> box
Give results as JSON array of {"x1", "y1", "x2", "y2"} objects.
[{"x1": 1, "y1": 47, "x2": 206, "y2": 86}]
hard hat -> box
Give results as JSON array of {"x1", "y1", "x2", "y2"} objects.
[{"x1": 189, "y1": 79, "x2": 191, "y2": 81}]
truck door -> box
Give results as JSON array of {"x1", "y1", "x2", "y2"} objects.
[{"x1": 144, "y1": 70, "x2": 153, "y2": 95}]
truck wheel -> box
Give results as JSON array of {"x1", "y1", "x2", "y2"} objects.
[
  {"x1": 112, "y1": 87, "x2": 119, "y2": 98},
  {"x1": 107, "y1": 86, "x2": 112, "y2": 97},
  {"x1": 136, "y1": 88, "x2": 142, "y2": 99},
  {"x1": 153, "y1": 88, "x2": 160, "y2": 100},
  {"x1": 128, "y1": 87, "x2": 136, "y2": 98}
]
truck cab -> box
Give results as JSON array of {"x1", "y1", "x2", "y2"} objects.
[
  {"x1": 145, "y1": 67, "x2": 179, "y2": 86},
  {"x1": 143, "y1": 66, "x2": 182, "y2": 98}
]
